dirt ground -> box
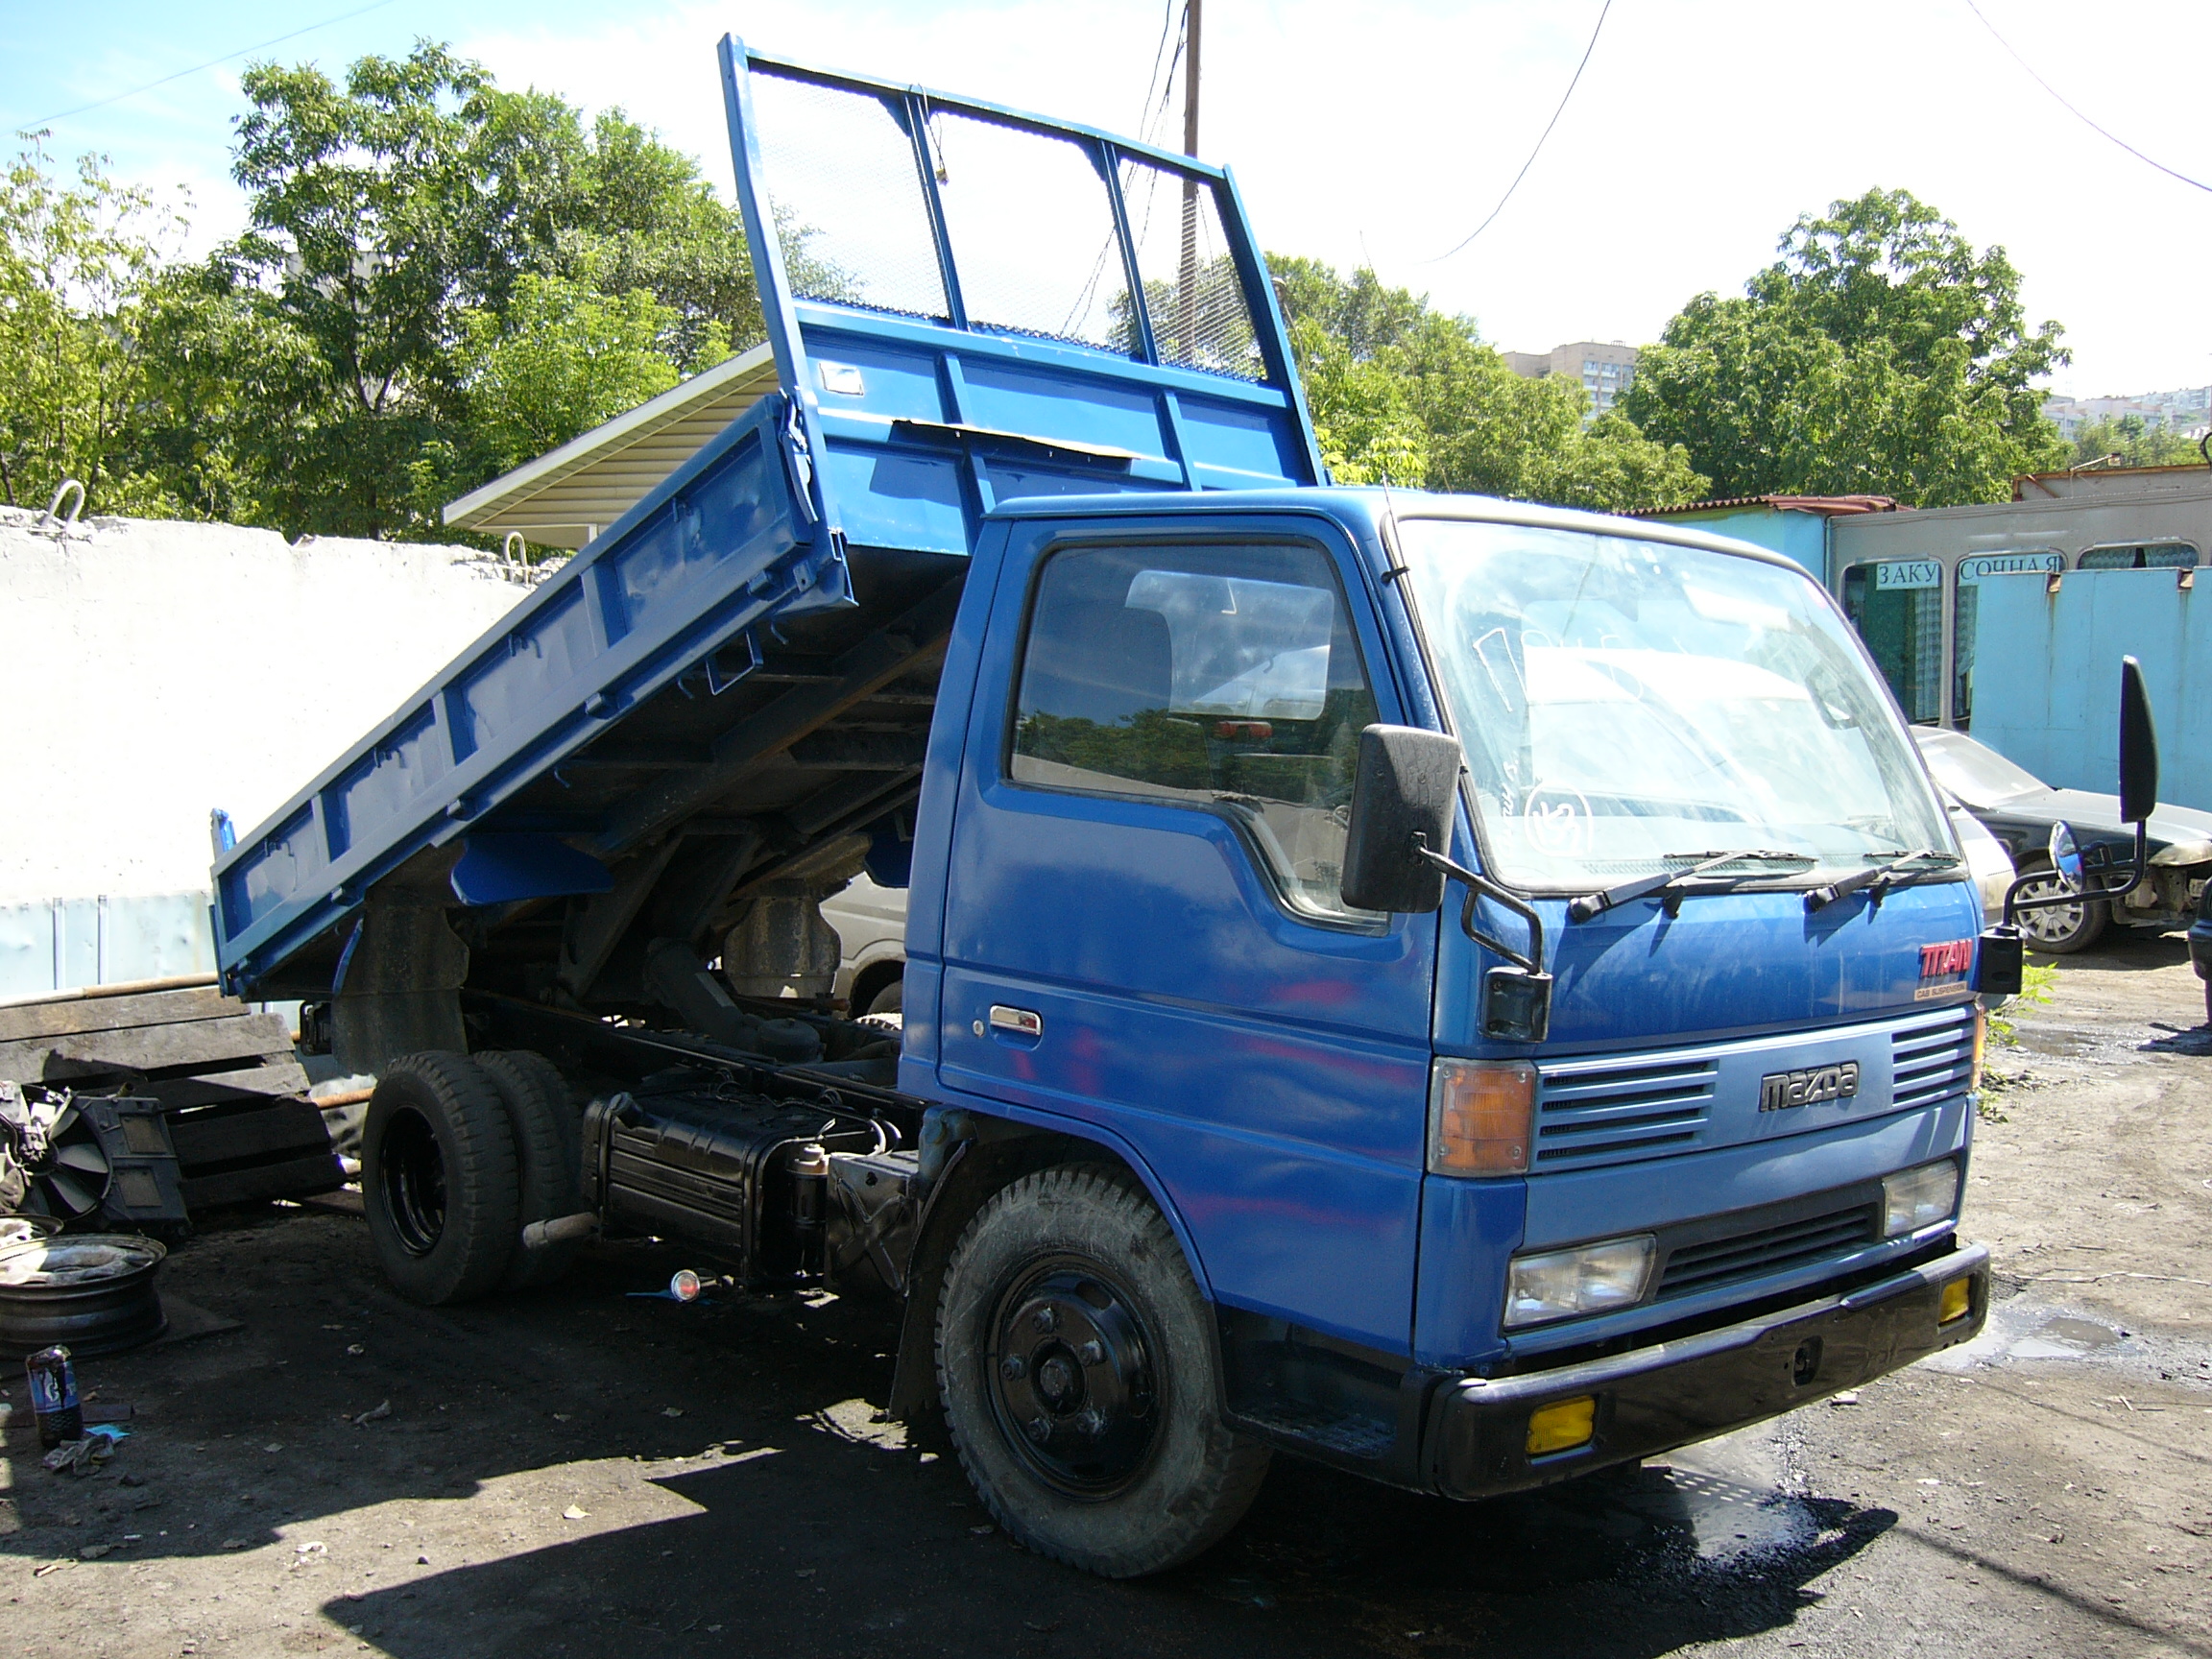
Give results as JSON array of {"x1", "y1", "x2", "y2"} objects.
[{"x1": 3, "y1": 940, "x2": 2209, "y2": 1659}]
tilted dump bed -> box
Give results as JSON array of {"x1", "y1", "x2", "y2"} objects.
[{"x1": 212, "y1": 38, "x2": 1320, "y2": 1017}]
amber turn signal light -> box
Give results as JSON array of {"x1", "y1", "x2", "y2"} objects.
[
  {"x1": 1526, "y1": 1395, "x2": 1597, "y2": 1456},
  {"x1": 1429, "y1": 1059, "x2": 1536, "y2": 1176},
  {"x1": 1939, "y1": 1277, "x2": 1973, "y2": 1325}
]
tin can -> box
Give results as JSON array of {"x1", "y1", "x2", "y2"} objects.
[{"x1": 25, "y1": 1344, "x2": 82, "y2": 1448}]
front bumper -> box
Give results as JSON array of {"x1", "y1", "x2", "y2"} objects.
[{"x1": 1423, "y1": 1239, "x2": 1988, "y2": 1499}]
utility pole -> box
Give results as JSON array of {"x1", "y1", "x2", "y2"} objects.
[{"x1": 1177, "y1": 0, "x2": 1202, "y2": 359}]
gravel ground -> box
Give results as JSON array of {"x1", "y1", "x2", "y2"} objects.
[{"x1": 2, "y1": 937, "x2": 2208, "y2": 1658}]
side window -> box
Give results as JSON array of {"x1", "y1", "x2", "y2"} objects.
[
  {"x1": 2078, "y1": 541, "x2": 2198, "y2": 570},
  {"x1": 1011, "y1": 541, "x2": 1382, "y2": 925}
]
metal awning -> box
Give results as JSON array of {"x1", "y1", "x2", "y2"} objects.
[{"x1": 442, "y1": 343, "x2": 782, "y2": 549}]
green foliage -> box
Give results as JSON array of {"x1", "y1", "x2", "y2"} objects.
[
  {"x1": 1270, "y1": 256, "x2": 1707, "y2": 512},
  {"x1": 0, "y1": 140, "x2": 183, "y2": 514},
  {"x1": 89, "y1": 40, "x2": 764, "y2": 541},
  {"x1": 459, "y1": 272, "x2": 685, "y2": 474},
  {"x1": 1623, "y1": 189, "x2": 2070, "y2": 505},
  {"x1": 1987, "y1": 960, "x2": 2059, "y2": 1046},
  {"x1": 2065, "y1": 413, "x2": 2205, "y2": 470}
]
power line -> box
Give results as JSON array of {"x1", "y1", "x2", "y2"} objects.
[
  {"x1": 1429, "y1": 0, "x2": 1611, "y2": 262},
  {"x1": 12, "y1": 0, "x2": 403, "y2": 134},
  {"x1": 1135, "y1": 0, "x2": 1180, "y2": 136},
  {"x1": 1963, "y1": 0, "x2": 2210, "y2": 195}
]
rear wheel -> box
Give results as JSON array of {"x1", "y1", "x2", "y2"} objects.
[
  {"x1": 936, "y1": 1166, "x2": 1270, "y2": 1577},
  {"x1": 2013, "y1": 862, "x2": 2108, "y2": 953},
  {"x1": 362, "y1": 1052, "x2": 518, "y2": 1306},
  {"x1": 475, "y1": 1049, "x2": 584, "y2": 1291}
]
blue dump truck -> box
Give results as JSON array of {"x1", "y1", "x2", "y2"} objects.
[{"x1": 211, "y1": 40, "x2": 2018, "y2": 1577}]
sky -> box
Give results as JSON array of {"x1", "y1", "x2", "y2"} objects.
[{"x1": 3, "y1": 0, "x2": 2208, "y2": 399}]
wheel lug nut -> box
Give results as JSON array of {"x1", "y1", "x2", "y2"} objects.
[
  {"x1": 1033, "y1": 1306, "x2": 1058, "y2": 1333},
  {"x1": 1000, "y1": 1355, "x2": 1026, "y2": 1381},
  {"x1": 1026, "y1": 1416, "x2": 1052, "y2": 1443},
  {"x1": 1077, "y1": 1340, "x2": 1104, "y2": 1365}
]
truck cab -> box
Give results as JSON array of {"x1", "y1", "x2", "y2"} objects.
[{"x1": 209, "y1": 38, "x2": 1992, "y2": 1579}]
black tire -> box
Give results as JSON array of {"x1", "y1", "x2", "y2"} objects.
[
  {"x1": 2013, "y1": 861, "x2": 2108, "y2": 953},
  {"x1": 864, "y1": 974, "x2": 903, "y2": 1017},
  {"x1": 936, "y1": 1166, "x2": 1270, "y2": 1578},
  {"x1": 362, "y1": 1052, "x2": 518, "y2": 1306},
  {"x1": 475, "y1": 1049, "x2": 585, "y2": 1291}
]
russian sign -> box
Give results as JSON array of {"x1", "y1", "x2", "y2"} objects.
[
  {"x1": 1871, "y1": 561, "x2": 1942, "y2": 590},
  {"x1": 1958, "y1": 551, "x2": 2065, "y2": 585}
]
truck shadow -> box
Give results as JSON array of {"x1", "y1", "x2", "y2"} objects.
[
  {"x1": 3, "y1": 1211, "x2": 1891, "y2": 1655},
  {"x1": 317, "y1": 1435, "x2": 1896, "y2": 1658}
]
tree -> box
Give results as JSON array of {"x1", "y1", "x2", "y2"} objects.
[
  {"x1": 2064, "y1": 413, "x2": 2205, "y2": 470},
  {"x1": 0, "y1": 140, "x2": 181, "y2": 514},
  {"x1": 134, "y1": 40, "x2": 763, "y2": 539},
  {"x1": 459, "y1": 271, "x2": 684, "y2": 474},
  {"x1": 1271, "y1": 256, "x2": 1707, "y2": 511},
  {"x1": 1623, "y1": 189, "x2": 2069, "y2": 505}
]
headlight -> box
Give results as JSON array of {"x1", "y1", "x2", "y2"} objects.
[
  {"x1": 1882, "y1": 1158, "x2": 1960, "y2": 1238},
  {"x1": 1503, "y1": 1235, "x2": 1656, "y2": 1329},
  {"x1": 2150, "y1": 838, "x2": 2212, "y2": 868}
]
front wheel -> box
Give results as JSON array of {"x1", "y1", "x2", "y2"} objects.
[
  {"x1": 936, "y1": 1166, "x2": 1270, "y2": 1578},
  {"x1": 2013, "y1": 863, "x2": 2108, "y2": 953}
]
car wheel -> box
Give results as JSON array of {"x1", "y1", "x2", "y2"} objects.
[
  {"x1": 864, "y1": 974, "x2": 903, "y2": 1017},
  {"x1": 362, "y1": 1052, "x2": 519, "y2": 1306},
  {"x1": 2012, "y1": 862, "x2": 2108, "y2": 953},
  {"x1": 936, "y1": 1165, "x2": 1270, "y2": 1578}
]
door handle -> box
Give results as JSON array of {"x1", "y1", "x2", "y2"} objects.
[{"x1": 987, "y1": 1005, "x2": 1043, "y2": 1039}]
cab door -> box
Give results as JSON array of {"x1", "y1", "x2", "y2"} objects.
[{"x1": 935, "y1": 512, "x2": 1435, "y2": 1355}]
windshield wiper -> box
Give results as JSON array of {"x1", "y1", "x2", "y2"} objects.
[
  {"x1": 1803, "y1": 849, "x2": 1962, "y2": 912},
  {"x1": 1569, "y1": 850, "x2": 1817, "y2": 923}
]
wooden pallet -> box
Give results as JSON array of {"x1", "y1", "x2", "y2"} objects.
[{"x1": 0, "y1": 978, "x2": 338, "y2": 1210}]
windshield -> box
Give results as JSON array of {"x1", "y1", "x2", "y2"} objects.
[
  {"x1": 1396, "y1": 518, "x2": 1954, "y2": 890},
  {"x1": 1913, "y1": 728, "x2": 2048, "y2": 808}
]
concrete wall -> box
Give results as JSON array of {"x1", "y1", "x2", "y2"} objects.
[
  {"x1": 0, "y1": 508, "x2": 540, "y2": 989},
  {"x1": 1972, "y1": 567, "x2": 2210, "y2": 809}
]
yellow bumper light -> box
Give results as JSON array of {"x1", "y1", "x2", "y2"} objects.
[
  {"x1": 1939, "y1": 1277, "x2": 1973, "y2": 1325},
  {"x1": 1526, "y1": 1395, "x2": 1597, "y2": 1456}
]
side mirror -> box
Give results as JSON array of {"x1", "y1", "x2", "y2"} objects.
[
  {"x1": 2048, "y1": 822, "x2": 2083, "y2": 890},
  {"x1": 1341, "y1": 725, "x2": 1463, "y2": 914},
  {"x1": 2119, "y1": 656, "x2": 2158, "y2": 825}
]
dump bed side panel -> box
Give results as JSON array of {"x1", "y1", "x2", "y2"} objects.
[{"x1": 212, "y1": 395, "x2": 829, "y2": 990}]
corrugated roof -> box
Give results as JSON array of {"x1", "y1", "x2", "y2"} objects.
[
  {"x1": 443, "y1": 343, "x2": 782, "y2": 549},
  {"x1": 1623, "y1": 493, "x2": 1902, "y2": 519}
]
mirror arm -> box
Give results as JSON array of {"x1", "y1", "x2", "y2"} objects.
[
  {"x1": 2000, "y1": 820, "x2": 2153, "y2": 925},
  {"x1": 1413, "y1": 838, "x2": 1545, "y2": 973}
]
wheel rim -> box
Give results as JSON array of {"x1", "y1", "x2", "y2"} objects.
[
  {"x1": 379, "y1": 1107, "x2": 447, "y2": 1257},
  {"x1": 2017, "y1": 873, "x2": 2086, "y2": 946},
  {"x1": 984, "y1": 1260, "x2": 1161, "y2": 1499}
]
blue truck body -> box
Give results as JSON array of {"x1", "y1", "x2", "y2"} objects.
[{"x1": 210, "y1": 40, "x2": 1989, "y2": 1573}]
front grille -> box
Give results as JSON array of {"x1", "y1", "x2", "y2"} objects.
[
  {"x1": 1534, "y1": 1053, "x2": 1717, "y2": 1166},
  {"x1": 1656, "y1": 1202, "x2": 1878, "y2": 1298},
  {"x1": 1892, "y1": 1007, "x2": 1976, "y2": 1110}
]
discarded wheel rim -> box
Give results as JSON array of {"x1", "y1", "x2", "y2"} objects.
[
  {"x1": 0, "y1": 1214, "x2": 61, "y2": 1252},
  {"x1": 0, "y1": 1234, "x2": 167, "y2": 1359}
]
